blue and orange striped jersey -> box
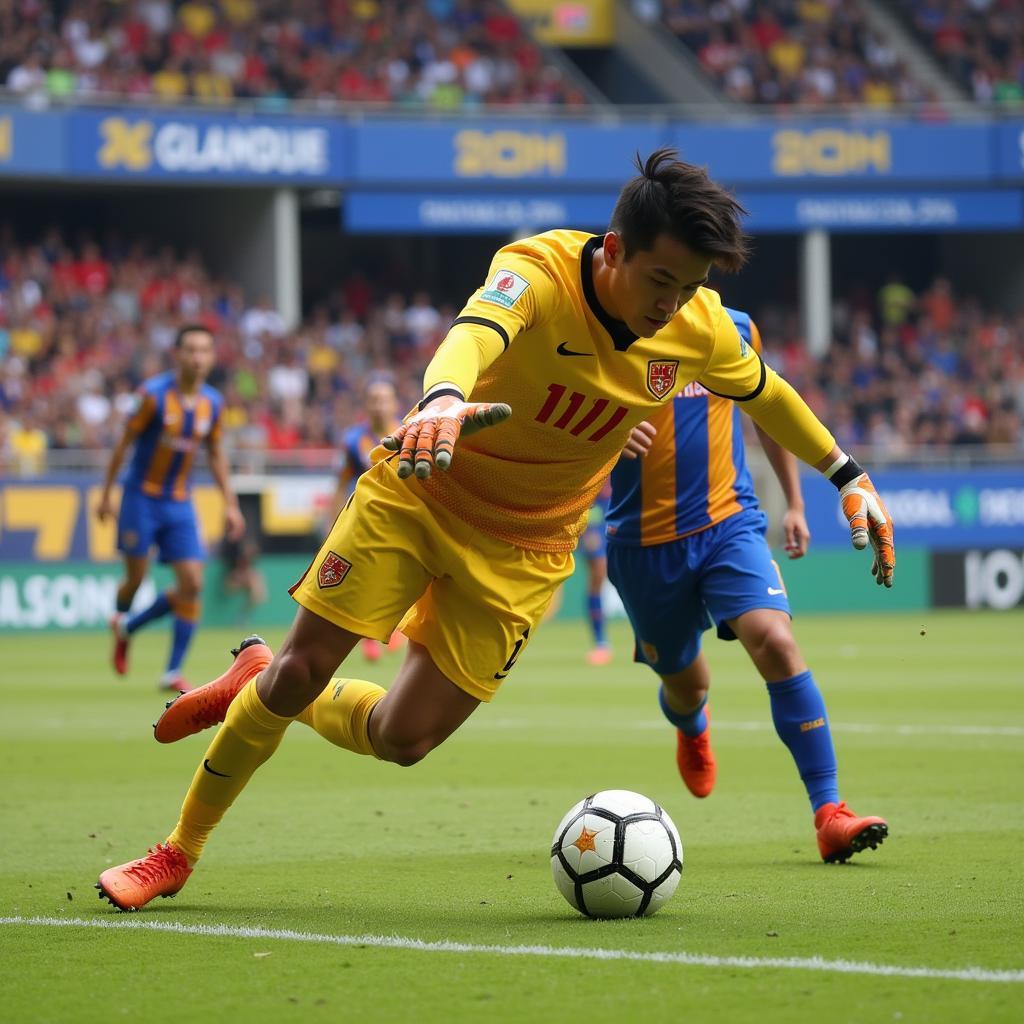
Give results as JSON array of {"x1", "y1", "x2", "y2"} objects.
[
  {"x1": 123, "y1": 372, "x2": 223, "y2": 501},
  {"x1": 338, "y1": 421, "x2": 390, "y2": 495},
  {"x1": 606, "y1": 309, "x2": 762, "y2": 546}
]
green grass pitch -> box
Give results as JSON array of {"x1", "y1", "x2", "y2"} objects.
[{"x1": 2, "y1": 611, "x2": 1022, "y2": 1023}]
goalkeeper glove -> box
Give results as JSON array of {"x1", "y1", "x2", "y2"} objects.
[
  {"x1": 382, "y1": 393, "x2": 511, "y2": 480},
  {"x1": 828, "y1": 455, "x2": 895, "y2": 588}
]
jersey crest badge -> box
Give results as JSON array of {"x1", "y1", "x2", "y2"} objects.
[
  {"x1": 318, "y1": 551, "x2": 352, "y2": 588},
  {"x1": 481, "y1": 269, "x2": 530, "y2": 309},
  {"x1": 646, "y1": 359, "x2": 679, "y2": 399}
]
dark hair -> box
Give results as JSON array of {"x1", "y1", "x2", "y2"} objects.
[
  {"x1": 174, "y1": 324, "x2": 214, "y2": 348},
  {"x1": 610, "y1": 148, "x2": 749, "y2": 272}
]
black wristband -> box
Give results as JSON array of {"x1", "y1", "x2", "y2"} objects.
[
  {"x1": 830, "y1": 455, "x2": 865, "y2": 490},
  {"x1": 418, "y1": 388, "x2": 463, "y2": 412}
]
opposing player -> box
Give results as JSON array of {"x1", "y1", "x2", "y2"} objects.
[
  {"x1": 581, "y1": 481, "x2": 613, "y2": 665},
  {"x1": 96, "y1": 325, "x2": 245, "y2": 691},
  {"x1": 608, "y1": 308, "x2": 888, "y2": 863},
  {"x1": 327, "y1": 374, "x2": 402, "y2": 662},
  {"x1": 95, "y1": 150, "x2": 894, "y2": 910}
]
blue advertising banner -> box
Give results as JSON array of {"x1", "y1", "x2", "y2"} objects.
[
  {"x1": 994, "y1": 122, "x2": 1024, "y2": 181},
  {"x1": 345, "y1": 190, "x2": 617, "y2": 232},
  {"x1": 351, "y1": 119, "x2": 664, "y2": 185},
  {"x1": 67, "y1": 110, "x2": 347, "y2": 182},
  {"x1": 742, "y1": 189, "x2": 1024, "y2": 232},
  {"x1": 799, "y1": 468, "x2": 1024, "y2": 550},
  {"x1": 672, "y1": 122, "x2": 994, "y2": 184},
  {"x1": 0, "y1": 107, "x2": 65, "y2": 176}
]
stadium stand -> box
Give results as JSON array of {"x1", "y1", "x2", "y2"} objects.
[
  {"x1": 0, "y1": 0, "x2": 588, "y2": 108},
  {"x1": 641, "y1": 0, "x2": 933, "y2": 107},
  {"x1": 896, "y1": 0, "x2": 1024, "y2": 104},
  {"x1": 1, "y1": 226, "x2": 1020, "y2": 473}
]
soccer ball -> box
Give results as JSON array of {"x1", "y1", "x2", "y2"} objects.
[{"x1": 550, "y1": 790, "x2": 683, "y2": 918}]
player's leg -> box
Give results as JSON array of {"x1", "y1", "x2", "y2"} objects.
[
  {"x1": 703, "y1": 512, "x2": 887, "y2": 861},
  {"x1": 150, "y1": 499, "x2": 209, "y2": 689},
  {"x1": 98, "y1": 463, "x2": 440, "y2": 909},
  {"x1": 584, "y1": 549, "x2": 612, "y2": 665},
  {"x1": 160, "y1": 558, "x2": 203, "y2": 690},
  {"x1": 111, "y1": 489, "x2": 163, "y2": 675},
  {"x1": 606, "y1": 538, "x2": 716, "y2": 796}
]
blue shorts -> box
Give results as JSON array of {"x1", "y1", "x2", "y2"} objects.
[
  {"x1": 606, "y1": 508, "x2": 791, "y2": 675},
  {"x1": 580, "y1": 523, "x2": 607, "y2": 561},
  {"x1": 117, "y1": 488, "x2": 205, "y2": 564}
]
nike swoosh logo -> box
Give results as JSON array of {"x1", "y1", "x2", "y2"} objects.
[
  {"x1": 203, "y1": 759, "x2": 231, "y2": 778},
  {"x1": 556, "y1": 342, "x2": 593, "y2": 357},
  {"x1": 767, "y1": 587, "x2": 785, "y2": 596}
]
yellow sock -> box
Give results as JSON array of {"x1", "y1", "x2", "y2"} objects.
[
  {"x1": 296, "y1": 678, "x2": 385, "y2": 757},
  {"x1": 167, "y1": 678, "x2": 292, "y2": 864}
]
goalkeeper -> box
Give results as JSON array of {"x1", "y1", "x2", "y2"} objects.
[{"x1": 96, "y1": 149, "x2": 895, "y2": 910}]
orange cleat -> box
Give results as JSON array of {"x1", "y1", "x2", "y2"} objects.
[
  {"x1": 96, "y1": 842, "x2": 192, "y2": 911},
  {"x1": 675, "y1": 709, "x2": 716, "y2": 798},
  {"x1": 361, "y1": 638, "x2": 382, "y2": 662},
  {"x1": 815, "y1": 801, "x2": 888, "y2": 863},
  {"x1": 386, "y1": 631, "x2": 406, "y2": 653},
  {"x1": 586, "y1": 645, "x2": 613, "y2": 666},
  {"x1": 153, "y1": 635, "x2": 272, "y2": 744},
  {"x1": 110, "y1": 615, "x2": 129, "y2": 676}
]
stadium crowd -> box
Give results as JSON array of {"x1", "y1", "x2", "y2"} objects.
[
  {"x1": 0, "y1": 228, "x2": 1021, "y2": 474},
  {"x1": 899, "y1": 0, "x2": 1023, "y2": 105},
  {"x1": 635, "y1": 0, "x2": 935, "y2": 108},
  {"x1": 0, "y1": 0, "x2": 587, "y2": 109}
]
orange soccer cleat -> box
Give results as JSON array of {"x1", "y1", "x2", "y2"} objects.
[
  {"x1": 110, "y1": 615, "x2": 129, "y2": 676},
  {"x1": 586, "y1": 645, "x2": 613, "y2": 666},
  {"x1": 96, "y1": 842, "x2": 192, "y2": 911},
  {"x1": 159, "y1": 672, "x2": 192, "y2": 694},
  {"x1": 675, "y1": 709, "x2": 717, "y2": 799},
  {"x1": 153, "y1": 635, "x2": 272, "y2": 744},
  {"x1": 815, "y1": 801, "x2": 888, "y2": 863}
]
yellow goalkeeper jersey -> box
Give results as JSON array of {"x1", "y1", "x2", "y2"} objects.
[{"x1": 417, "y1": 229, "x2": 825, "y2": 552}]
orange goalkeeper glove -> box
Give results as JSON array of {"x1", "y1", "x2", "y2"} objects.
[
  {"x1": 382, "y1": 393, "x2": 512, "y2": 480},
  {"x1": 829, "y1": 456, "x2": 895, "y2": 588}
]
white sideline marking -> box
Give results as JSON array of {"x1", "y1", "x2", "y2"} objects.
[
  {"x1": 481, "y1": 719, "x2": 1024, "y2": 738},
  {"x1": 3, "y1": 916, "x2": 1023, "y2": 985}
]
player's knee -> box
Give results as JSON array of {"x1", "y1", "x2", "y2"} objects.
[
  {"x1": 751, "y1": 621, "x2": 802, "y2": 677},
  {"x1": 380, "y1": 732, "x2": 434, "y2": 767}
]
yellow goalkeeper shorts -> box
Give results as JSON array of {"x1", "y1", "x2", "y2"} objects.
[{"x1": 290, "y1": 457, "x2": 573, "y2": 702}]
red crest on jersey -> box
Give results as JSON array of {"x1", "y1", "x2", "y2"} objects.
[
  {"x1": 318, "y1": 551, "x2": 352, "y2": 588},
  {"x1": 646, "y1": 359, "x2": 679, "y2": 399},
  {"x1": 496, "y1": 274, "x2": 516, "y2": 292}
]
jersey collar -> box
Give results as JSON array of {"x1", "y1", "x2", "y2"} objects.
[{"x1": 580, "y1": 236, "x2": 639, "y2": 352}]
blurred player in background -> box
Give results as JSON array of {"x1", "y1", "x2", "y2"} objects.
[
  {"x1": 328, "y1": 373, "x2": 402, "y2": 661},
  {"x1": 96, "y1": 325, "x2": 245, "y2": 692},
  {"x1": 581, "y1": 481, "x2": 613, "y2": 665},
  {"x1": 608, "y1": 308, "x2": 888, "y2": 863},
  {"x1": 96, "y1": 151, "x2": 893, "y2": 910}
]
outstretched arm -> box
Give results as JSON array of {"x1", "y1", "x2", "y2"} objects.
[{"x1": 752, "y1": 422, "x2": 809, "y2": 559}]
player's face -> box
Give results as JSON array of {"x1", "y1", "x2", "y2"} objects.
[
  {"x1": 176, "y1": 330, "x2": 216, "y2": 382},
  {"x1": 366, "y1": 382, "x2": 398, "y2": 427},
  {"x1": 607, "y1": 232, "x2": 712, "y2": 338}
]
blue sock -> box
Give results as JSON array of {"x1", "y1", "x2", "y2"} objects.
[
  {"x1": 658, "y1": 686, "x2": 707, "y2": 738},
  {"x1": 587, "y1": 594, "x2": 607, "y2": 646},
  {"x1": 766, "y1": 670, "x2": 840, "y2": 812},
  {"x1": 167, "y1": 617, "x2": 196, "y2": 675},
  {"x1": 125, "y1": 592, "x2": 171, "y2": 635}
]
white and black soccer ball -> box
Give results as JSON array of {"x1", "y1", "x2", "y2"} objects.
[{"x1": 550, "y1": 789, "x2": 683, "y2": 919}]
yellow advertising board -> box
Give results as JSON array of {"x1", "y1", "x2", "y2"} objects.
[{"x1": 507, "y1": 0, "x2": 614, "y2": 47}]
